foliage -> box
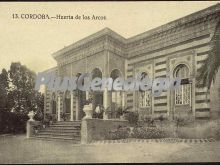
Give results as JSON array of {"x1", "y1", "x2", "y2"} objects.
[
  {"x1": 105, "y1": 126, "x2": 130, "y2": 140},
  {"x1": 197, "y1": 15, "x2": 220, "y2": 91},
  {"x1": 105, "y1": 125, "x2": 167, "y2": 140},
  {"x1": 93, "y1": 104, "x2": 104, "y2": 119},
  {"x1": 173, "y1": 114, "x2": 194, "y2": 128},
  {"x1": 0, "y1": 62, "x2": 44, "y2": 134},
  {"x1": 43, "y1": 113, "x2": 54, "y2": 126},
  {"x1": 8, "y1": 62, "x2": 44, "y2": 115},
  {"x1": 122, "y1": 106, "x2": 132, "y2": 114},
  {"x1": 60, "y1": 112, "x2": 67, "y2": 121},
  {"x1": 84, "y1": 97, "x2": 93, "y2": 105},
  {"x1": 0, "y1": 69, "x2": 9, "y2": 110},
  {"x1": 132, "y1": 127, "x2": 167, "y2": 139},
  {"x1": 33, "y1": 108, "x2": 44, "y2": 121},
  {"x1": 0, "y1": 110, "x2": 29, "y2": 134},
  {"x1": 144, "y1": 116, "x2": 155, "y2": 127},
  {"x1": 116, "y1": 107, "x2": 123, "y2": 117},
  {"x1": 124, "y1": 111, "x2": 139, "y2": 126},
  {"x1": 45, "y1": 113, "x2": 52, "y2": 122}
]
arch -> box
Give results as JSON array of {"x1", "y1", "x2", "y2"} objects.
[
  {"x1": 91, "y1": 68, "x2": 102, "y2": 79},
  {"x1": 173, "y1": 64, "x2": 190, "y2": 79},
  {"x1": 51, "y1": 92, "x2": 57, "y2": 114},
  {"x1": 63, "y1": 90, "x2": 71, "y2": 113},
  {"x1": 110, "y1": 69, "x2": 123, "y2": 118},
  {"x1": 110, "y1": 69, "x2": 122, "y2": 80},
  {"x1": 75, "y1": 72, "x2": 86, "y2": 120},
  {"x1": 173, "y1": 63, "x2": 191, "y2": 106},
  {"x1": 91, "y1": 68, "x2": 103, "y2": 118},
  {"x1": 172, "y1": 62, "x2": 191, "y2": 78}
]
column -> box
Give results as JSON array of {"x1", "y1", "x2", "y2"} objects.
[
  {"x1": 103, "y1": 88, "x2": 109, "y2": 119},
  {"x1": 57, "y1": 95, "x2": 61, "y2": 122},
  {"x1": 70, "y1": 91, "x2": 74, "y2": 121},
  {"x1": 122, "y1": 91, "x2": 125, "y2": 108},
  {"x1": 103, "y1": 87, "x2": 109, "y2": 109},
  {"x1": 86, "y1": 91, "x2": 89, "y2": 100},
  {"x1": 75, "y1": 96, "x2": 79, "y2": 120}
]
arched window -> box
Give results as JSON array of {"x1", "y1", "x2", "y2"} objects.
[
  {"x1": 51, "y1": 93, "x2": 56, "y2": 114},
  {"x1": 174, "y1": 64, "x2": 191, "y2": 105},
  {"x1": 175, "y1": 64, "x2": 189, "y2": 79},
  {"x1": 139, "y1": 72, "x2": 151, "y2": 108}
]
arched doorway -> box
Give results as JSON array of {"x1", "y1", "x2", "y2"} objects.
[
  {"x1": 63, "y1": 91, "x2": 71, "y2": 120},
  {"x1": 91, "y1": 68, "x2": 103, "y2": 118},
  {"x1": 51, "y1": 93, "x2": 56, "y2": 115},
  {"x1": 110, "y1": 69, "x2": 123, "y2": 118},
  {"x1": 76, "y1": 73, "x2": 86, "y2": 120},
  {"x1": 173, "y1": 64, "x2": 192, "y2": 116}
]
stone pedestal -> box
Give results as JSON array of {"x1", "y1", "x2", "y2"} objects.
[{"x1": 26, "y1": 121, "x2": 42, "y2": 138}]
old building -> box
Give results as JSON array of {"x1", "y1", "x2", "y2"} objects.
[{"x1": 43, "y1": 4, "x2": 220, "y2": 122}]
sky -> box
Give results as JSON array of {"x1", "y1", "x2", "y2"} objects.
[{"x1": 0, "y1": 1, "x2": 219, "y2": 73}]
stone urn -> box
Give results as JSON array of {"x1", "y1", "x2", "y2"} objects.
[
  {"x1": 28, "y1": 111, "x2": 35, "y2": 121},
  {"x1": 83, "y1": 103, "x2": 93, "y2": 119}
]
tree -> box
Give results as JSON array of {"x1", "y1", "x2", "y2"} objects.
[
  {"x1": 0, "y1": 69, "x2": 9, "y2": 110},
  {"x1": 8, "y1": 62, "x2": 43, "y2": 115},
  {"x1": 197, "y1": 14, "x2": 220, "y2": 92},
  {"x1": 0, "y1": 62, "x2": 45, "y2": 134}
]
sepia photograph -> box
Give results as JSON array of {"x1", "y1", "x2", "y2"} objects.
[{"x1": 0, "y1": 1, "x2": 220, "y2": 163}]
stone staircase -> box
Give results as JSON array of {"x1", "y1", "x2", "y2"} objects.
[{"x1": 33, "y1": 121, "x2": 81, "y2": 143}]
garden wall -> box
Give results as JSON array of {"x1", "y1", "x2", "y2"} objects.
[{"x1": 81, "y1": 118, "x2": 129, "y2": 144}]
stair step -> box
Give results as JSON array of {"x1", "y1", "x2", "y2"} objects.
[
  {"x1": 37, "y1": 132, "x2": 80, "y2": 137},
  {"x1": 40, "y1": 129, "x2": 80, "y2": 133},
  {"x1": 49, "y1": 127, "x2": 80, "y2": 130},
  {"x1": 53, "y1": 121, "x2": 81, "y2": 125},
  {"x1": 39, "y1": 130, "x2": 80, "y2": 134},
  {"x1": 33, "y1": 135, "x2": 80, "y2": 141},
  {"x1": 50, "y1": 125, "x2": 81, "y2": 127},
  {"x1": 34, "y1": 121, "x2": 81, "y2": 142}
]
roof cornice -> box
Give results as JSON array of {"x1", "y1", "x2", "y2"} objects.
[
  {"x1": 127, "y1": 3, "x2": 220, "y2": 42},
  {"x1": 52, "y1": 27, "x2": 126, "y2": 59},
  {"x1": 52, "y1": 3, "x2": 220, "y2": 60}
]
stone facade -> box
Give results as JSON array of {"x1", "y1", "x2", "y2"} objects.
[{"x1": 44, "y1": 4, "x2": 220, "y2": 121}]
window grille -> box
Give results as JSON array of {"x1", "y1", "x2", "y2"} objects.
[
  {"x1": 139, "y1": 90, "x2": 151, "y2": 108},
  {"x1": 174, "y1": 64, "x2": 191, "y2": 105},
  {"x1": 138, "y1": 72, "x2": 151, "y2": 108}
]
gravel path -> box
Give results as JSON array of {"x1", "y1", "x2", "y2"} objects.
[{"x1": 0, "y1": 134, "x2": 219, "y2": 163}]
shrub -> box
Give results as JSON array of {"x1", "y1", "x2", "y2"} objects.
[
  {"x1": 105, "y1": 126, "x2": 129, "y2": 140},
  {"x1": 104, "y1": 125, "x2": 168, "y2": 140},
  {"x1": 116, "y1": 107, "x2": 123, "y2": 118},
  {"x1": 60, "y1": 112, "x2": 67, "y2": 121},
  {"x1": 132, "y1": 126, "x2": 167, "y2": 139},
  {"x1": 124, "y1": 111, "x2": 139, "y2": 126},
  {"x1": 0, "y1": 110, "x2": 29, "y2": 134},
  {"x1": 143, "y1": 116, "x2": 155, "y2": 127},
  {"x1": 33, "y1": 110, "x2": 44, "y2": 121}
]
